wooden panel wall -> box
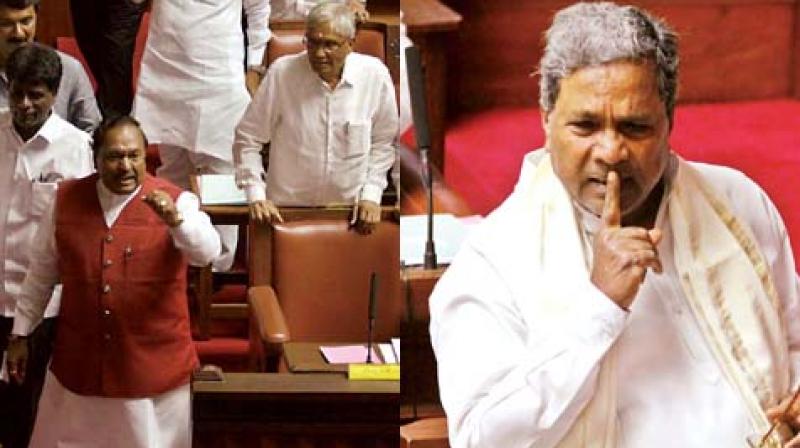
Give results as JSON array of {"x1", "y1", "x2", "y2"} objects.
[{"x1": 441, "y1": 0, "x2": 800, "y2": 114}]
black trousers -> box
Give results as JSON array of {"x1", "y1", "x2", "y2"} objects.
[
  {"x1": 69, "y1": 0, "x2": 147, "y2": 119},
  {"x1": 0, "y1": 316, "x2": 56, "y2": 448}
]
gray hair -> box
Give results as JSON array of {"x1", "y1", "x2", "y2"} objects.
[
  {"x1": 539, "y1": 2, "x2": 679, "y2": 123},
  {"x1": 306, "y1": 2, "x2": 356, "y2": 40}
]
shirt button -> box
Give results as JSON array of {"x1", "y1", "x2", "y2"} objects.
[
  {"x1": 102, "y1": 284, "x2": 111, "y2": 294},
  {"x1": 103, "y1": 309, "x2": 111, "y2": 316},
  {"x1": 105, "y1": 234, "x2": 114, "y2": 243},
  {"x1": 104, "y1": 333, "x2": 111, "y2": 340},
  {"x1": 103, "y1": 259, "x2": 113, "y2": 268}
]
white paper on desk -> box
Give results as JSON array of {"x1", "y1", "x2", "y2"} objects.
[
  {"x1": 197, "y1": 174, "x2": 248, "y2": 205},
  {"x1": 379, "y1": 343, "x2": 396, "y2": 364},
  {"x1": 400, "y1": 214, "x2": 479, "y2": 265},
  {"x1": 391, "y1": 337, "x2": 400, "y2": 363},
  {"x1": 320, "y1": 345, "x2": 382, "y2": 364}
]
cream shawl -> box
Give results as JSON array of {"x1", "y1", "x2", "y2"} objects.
[{"x1": 521, "y1": 153, "x2": 789, "y2": 447}]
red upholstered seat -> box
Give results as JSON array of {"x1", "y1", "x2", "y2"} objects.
[{"x1": 444, "y1": 99, "x2": 800, "y2": 263}]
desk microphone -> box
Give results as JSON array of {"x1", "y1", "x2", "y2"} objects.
[
  {"x1": 405, "y1": 45, "x2": 437, "y2": 270},
  {"x1": 366, "y1": 272, "x2": 378, "y2": 363}
]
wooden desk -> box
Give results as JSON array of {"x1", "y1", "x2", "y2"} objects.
[
  {"x1": 193, "y1": 372, "x2": 399, "y2": 448},
  {"x1": 401, "y1": 265, "x2": 446, "y2": 420},
  {"x1": 403, "y1": 0, "x2": 462, "y2": 172},
  {"x1": 284, "y1": 342, "x2": 354, "y2": 374}
]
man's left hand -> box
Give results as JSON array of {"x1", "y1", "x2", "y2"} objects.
[
  {"x1": 766, "y1": 394, "x2": 800, "y2": 446},
  {"x1": 245, "y1": 69, "x2": 262, "y2": 97},
  {"x1": 143, "y1": 190, "x2": 183, "y2": 227},
  {"x1": 352, "y1": 200, "x2": 381, "y2": 235}
]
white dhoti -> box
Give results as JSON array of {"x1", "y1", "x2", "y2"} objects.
[{"x1": 30, "y1": 371, "x2": 191, "y2": 448}]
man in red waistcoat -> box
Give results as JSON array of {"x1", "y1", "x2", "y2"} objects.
[{"x1": 5, "y1": 115, "x2": 221, "y2": 447}]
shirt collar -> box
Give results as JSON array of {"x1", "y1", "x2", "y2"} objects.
[
  {"x1": 339, "y1": 52, "x2": 356, "y2": 88},
  {"x1": 304, "y1": 51, "x2": 357, "y2": 90},
  {"x1": 96, "y1": 177, "x2": 142, "y2": 210},
  {"x1": 33, "y1": 112, "x2": 62, "y2": 144},
  {"x1": 7, "y1": 110, "x2": 61, "y2": 145}
]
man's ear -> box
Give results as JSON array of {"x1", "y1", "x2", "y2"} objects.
[{"x1": 541, "y1": 110, "x2": 551, "y2": 139}]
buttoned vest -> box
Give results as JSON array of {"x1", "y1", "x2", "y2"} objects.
[{"x1": 50, "y1": 173, "x2": 198, "y2": 397}]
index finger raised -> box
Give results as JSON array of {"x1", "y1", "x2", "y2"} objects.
[{"x1": 602, "y1": 170, "x2": 621, "y2": 228}]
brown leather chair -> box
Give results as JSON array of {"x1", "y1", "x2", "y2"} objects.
[{"x1": 248, "y1": 209, "x2": 402, "y2": 371}]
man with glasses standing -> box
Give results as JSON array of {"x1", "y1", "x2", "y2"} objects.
[{"x1": 233, "y1": 1, "x2": 397, "y2": 234}]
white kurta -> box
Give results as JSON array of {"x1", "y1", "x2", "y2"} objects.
[
  {"x1": 0, "y1": 112, "x2": 93, "y2": 318},
  {"x1": 269, "y1": 0, "x2": 357, "y2": 19},
  {"x1": 233, "y1": 51, "x2": 398, "y2": 206},
  {"x1": 429, "y1": 151, "x2": 800, "y2": 448},
  {"x1": 132, "y1": 0, "x2": 269, "y2": 160},
  {"x1": 13, "y1": 181, "x2": 221, "y2": 448}
]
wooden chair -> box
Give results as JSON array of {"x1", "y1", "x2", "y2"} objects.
[
  {"x1": 247, "y1": 208, "x2": 401, "y2": 372},
  {"x1": 401, "y1": 417, "x2": 450, "y2": 448},
  {"x1": 193, "y1": 20, "x2": 395, "y2": 368}
]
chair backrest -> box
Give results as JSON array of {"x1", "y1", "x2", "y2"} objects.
[
  {"x1": 266, "y1": 21, "x2": 387, "y2": 66},
  {"x1": 268, "y1": 218, "x2": 402, "y2": 342}
]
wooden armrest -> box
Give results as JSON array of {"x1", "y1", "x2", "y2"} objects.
[
  {"x1": 248, "y1": 286, "x2": 290, "y2": 344},
  {"x1": 400, "y1": 417, "x2": 449, "y2": 448}
]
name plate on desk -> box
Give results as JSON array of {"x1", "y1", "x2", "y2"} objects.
[{"x1": 348, "y1": 363, "x2": 400, "y2": 381}]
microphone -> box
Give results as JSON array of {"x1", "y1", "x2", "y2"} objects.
[
  {"x1": 405, "y1": 45, "x2": 437, "y2": 270},
  {"x1": 366, "y1": 272, "x2": 378, "y2": 363}
]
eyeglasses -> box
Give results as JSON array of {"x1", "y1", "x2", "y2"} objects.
[{"x1": 303, "y1": 35, "x2": 347, "y2": 53}]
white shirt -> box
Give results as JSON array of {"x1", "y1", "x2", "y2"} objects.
[
  {"x1": 12, "y1": 180, "x2": 221, "y2": 336},
  {"x1": 233, "y1": 51, "x2": 398, "y2": 206},
  {"x1": 133, "y1": 0, "x2": 270, "y2": 159},
  {"x1": 0, "y1": 112, "x2": 93, "y2": 318},
  {"x1": 429, "y1": 155, "x2": 800, "y2": 448}
]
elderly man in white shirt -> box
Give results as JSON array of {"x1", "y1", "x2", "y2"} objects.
[
  {"x1": 429, "y1": 3, "x2": 800, "y2": 448},
  {"x1": 0, "y1": 43, "x2": 93, "y2": 448},
  {"x1": 234, "y1": 1, "x2": 397, "y2": 233},
  {"x1": 132, "y1": 0, "x2": 269, "y2": 271},
  {"x1": 6, "y1": 115, "x2": 221, "y2": 448}
]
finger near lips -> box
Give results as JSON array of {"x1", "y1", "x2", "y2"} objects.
[{"x1": 602, "y1": 171, "x2": 621, "y2": 227}]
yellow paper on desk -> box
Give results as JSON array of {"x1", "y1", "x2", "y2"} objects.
[{"x1": 348, "y1": 363, "x2": 400, "y2": 381}]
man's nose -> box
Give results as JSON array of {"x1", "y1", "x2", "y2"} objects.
[
  {"x1": 18, "y1": 95, "x2": 32, "y2": 108},
  {"x1": 593, "y1": 129, "x2": 627, "y2": 165},
  {"x1": 10, "y1": 23, "x2": 26, "y2": 39},
  {"x1": 120, "y1": 156, "x2": 132, "y2": 171},
  {"x1": 313, "y1": 45, "x2": 327, "y2": 57}
]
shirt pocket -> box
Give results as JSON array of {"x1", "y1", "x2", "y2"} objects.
[
  {"x1": 336, "y1": 120, "x2": 370, "y2": 161},
  {"x1": 30, "y1": 181, "x2": 58, "y2": 217}
]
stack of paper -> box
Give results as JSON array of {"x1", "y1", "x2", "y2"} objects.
[{"x1": 197, "y1": 174, "x2": 247, "y2": 205}]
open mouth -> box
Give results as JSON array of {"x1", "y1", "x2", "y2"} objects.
[{"x1": 116, "y1": 177, "x2": 138, "y2": 188}]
